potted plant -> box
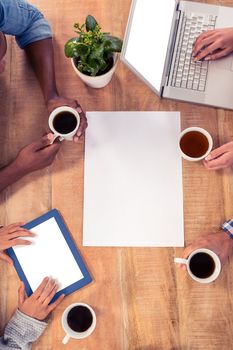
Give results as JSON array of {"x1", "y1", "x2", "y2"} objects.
[{"x1": 64, "y1": 15, "x2": 123, "y2": 88}]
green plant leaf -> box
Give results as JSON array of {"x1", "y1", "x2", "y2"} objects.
[
  {"x1": 88, "y1": 43, "x2": 108, "y2": 74},
  {"x1": 64, "y1": 37, "x2": 80, "y2": 58},
  {"x1": 89, "y1": 43, "x2": 105, "y2": 60},
  {"x1": 87, "y1": 58, "x2": 101, "y2": 76},
  {"x1": 103, "y1": 35, "x2": 123, "y2": 52},
  {"x1": 76, "y1": 43, "x2": 90, "y2": 58},
  {"x1": 86, "y1": 15, "x2": 98, "y2": 31}
]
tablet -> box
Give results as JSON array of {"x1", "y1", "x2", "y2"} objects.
[{"x1": 7, "y1": 209, "x2": 92, "y2": 302}]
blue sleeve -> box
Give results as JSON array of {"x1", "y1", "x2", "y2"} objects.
[{"x1": 0, "y1": 0, "x2": 52, "y2": 49}]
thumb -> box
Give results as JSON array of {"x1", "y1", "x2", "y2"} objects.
[
  {"x1": 18, "y1": 281, "x2": 26, "y2": 306},
  {"x1": 205, "y1": 144, "x2": 230, "y2": 161},
  {"x1": 0, "y1": 251, "x2": 13, "y2": 265},
  {"x1": 39, "y1": 139, "x2": 61, "y2": 157},
  {"x1": 31, "y1": 134, "x2": 52, "y2": 152}
]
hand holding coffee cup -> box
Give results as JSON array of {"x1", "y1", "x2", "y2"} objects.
[
  {"x1": 204, "y1": 141, "x2": 233, "y2": 170},
  {"x1": 174, "y1": 248, "x2": 221, "y2": 283},
  {"x1": 179, "y1": 127, "x2": 213, "y2": 161},
  {"x1": 62, "y1": 303, "x2": 96, "y2": 344},
  {"x1": 179, "y1": 231, "x2": 233, "y2": 271},
  {"x1": 48, "y1": 106, "x2": 80, "y2": 143}
]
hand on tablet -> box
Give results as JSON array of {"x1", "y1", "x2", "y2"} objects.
[
  {"x1": 193, "y1": 28, "x2": 233, "y2": 62},
  {"x1": 0, "y1": 223, "x2": 32, "y2": 264},
  {"x1": 203, "y1": 141, "x2": 233, "y2": 170},
  {"x1": 18, "y1": 278, "x2": 65, "y2": 321}
]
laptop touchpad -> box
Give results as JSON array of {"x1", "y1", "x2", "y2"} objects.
[{"x1": 211, "y1": 54, "x2": 233, "y2": 71}]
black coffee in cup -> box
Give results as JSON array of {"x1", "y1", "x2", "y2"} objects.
[
  {"x1": 189, "y1": 252, "x2": 215, "y2": 279},
  {"x1": 180, "y1": 131, "x2": 209, "y2": 158},
  {"x1": 53, "y1": 112, "x2": 77, "y2": 134},
  {"x1": 67, "y1": 305, "x2": 93, "y2": 332}
]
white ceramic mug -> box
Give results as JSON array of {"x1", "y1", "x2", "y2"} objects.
[
  {"x1": 174, "y1": 248, "x2": 221, "y2": 284},
  {"x1": 48, "y1": 106, "x2": 80, "y2": 142},
  {"x1": 179, "y1": 127, "x2": 213, "y2": 161},
  {"x1": 62, "y1": 303, "x2": 96, "y2": 344}
]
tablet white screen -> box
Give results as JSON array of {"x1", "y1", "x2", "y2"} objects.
[{"x1": 13, "y1": 218, "x2": 84, "y2": 292}]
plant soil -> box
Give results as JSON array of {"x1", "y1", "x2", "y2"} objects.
[{"x1": 74, "y1": 56, "x2": 114, "y2": 76}]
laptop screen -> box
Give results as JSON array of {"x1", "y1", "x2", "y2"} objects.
[{"x1": 123, "y1": 0, "x2": 175, "y2": 94}]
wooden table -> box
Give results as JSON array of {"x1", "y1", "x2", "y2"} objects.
[{"x1": 1, "y1": 0, "x2": 233, "y2": 349}]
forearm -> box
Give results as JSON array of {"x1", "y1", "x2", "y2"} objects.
[
  {"x1": 0, "y1": 310, "x2": 47, "y2": 350},
  {"x1": 24, "y1": 38, "x2": 58, "y2": 104},
  {"x1": 0, "y1": 161, "x2": 27, "y2": 193}
]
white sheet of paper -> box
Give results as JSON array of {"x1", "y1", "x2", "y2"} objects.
[
  {"x1": 83, "y1": 112, "x2": 184, "y2": 247},
  {"x1": 13, "y1": 218, "x2": 84, "y2": 291}
]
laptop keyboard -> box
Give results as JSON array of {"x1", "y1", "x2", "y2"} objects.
[{"x1": 171, "y1": 13, "x2": 217, "y2": 92}]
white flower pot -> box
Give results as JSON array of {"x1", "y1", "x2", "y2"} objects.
[{"x1": 71, "y1": 54, "x2": 118, "y2": 89}]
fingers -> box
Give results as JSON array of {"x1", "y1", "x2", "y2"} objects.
[
  {"x1": 182, "y1": 246, "x2": 195, "y2": 260},
  {"x1": 205, "y1": 144, "x2": 230, "y2": 161},
  {"x1": 43, "y1": 284, "x2": 58, "y2": 306},
  {"x1": 68, "y1": 100, "x2": 78, "y2": 109},
  {"x1": 203, "y1": 144, "x2": 233, "y2": 170},
  {"x1": 193, "y1": 33, "x2": 216, "y2": 58},
  {"x1": 193, "y1": 30, "x2": 216, "y2": 54},
  {"x1": 48, "y1": 294, "x2": 65, "y2": 312},
  {"x1": 18, "y1": 281, "x2": 26, "y2": 306},
  {"x1": 8, "y1": 230, "x2": 33, "y2": 239},
  {"x1": 176, "y1": 245, "x2": 196, "y2": 271},
  {"x1": 203, "y1": 153, "x2": 233, "y2": 170},
  {"x1": 47, "y1": 133, "x2": 55, "y2": 143},
  {"x1": 194, "y1": 41, "x2": 220, "y2": 62},
  {"x1": 2, "y1": 222, "x2": 25, "y2": 231},
  {"x1": 175, "y1": 244, "x2": 198, "y2": 271},
  {"x1": 38, "y1": 279, "x2": 56, "y2": 303},
  {"x1": 31, "y1": 134, "x2": 52, "y2": 151},
  {"x1": 205, "y1": 48, "x2": 231, "y2": 61},
  {"x1": 0, "y1": 227, "x2": 30, "y2": 238},
  {"x1": 37, "y1": 141, "x2": 61, "y2": 164},
  {"x1": 9, "y1": 238, "x2": 32, "y2": 247},
  {"x1": 0, "y1": 251, "x2": 13, "y2": 265},
  {"x1": 74, "y1": 103, "x2": 88, "y2": 142},
  {"x1": 75, "y1": 116, "x2": 88, "y2": 142},
  {"x1": 33, "y1": 277, "x2": 49, "y2": 299},
  {"x1": 7, "y1": 227, "x2": 29, "y2": 235}
]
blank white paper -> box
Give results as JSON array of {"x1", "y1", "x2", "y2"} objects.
[
  {"x1": 83, "y1": 112, "x2": 184, "y2": 247},
  {"x1": 13, "y1": 218, "x2": 84, "y2": 292}
]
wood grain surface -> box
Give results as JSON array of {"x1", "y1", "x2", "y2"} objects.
[{"x1": 1, "y1": 0, "x2": 233, "y2": 349}]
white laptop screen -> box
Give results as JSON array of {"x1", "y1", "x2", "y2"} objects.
[{"x1": 123, "y1": 0, "x2": 175, "y2": 93}]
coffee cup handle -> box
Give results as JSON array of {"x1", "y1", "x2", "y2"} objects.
[
  {"x1": 62, "y1": 334, "x2": 70, "y2": 345},
  {"x1": 174, "y1": 258, "x2": 187, "y2": 265},
  {"x1": 50, "y1": 133, "x2": 64, "y2": 145}
]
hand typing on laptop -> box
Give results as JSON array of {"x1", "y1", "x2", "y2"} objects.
[
  {"x1": 203, "y1": 141, "x2": 233, "y2": 170},
  {"x1": 193, "y1": 28, "x2": 233, "y2": 62}
]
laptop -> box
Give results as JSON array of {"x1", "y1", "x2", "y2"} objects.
[{"x1": 121, "y1": 0, "x2": 233, "y2": 110}]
